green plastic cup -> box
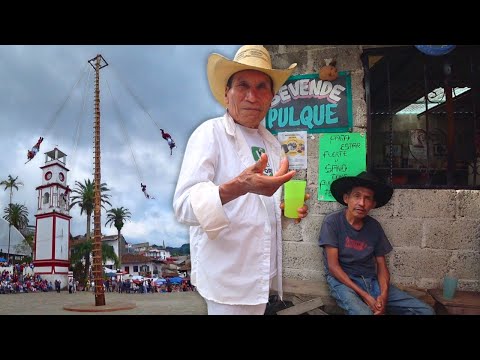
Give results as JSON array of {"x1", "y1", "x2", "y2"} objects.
[{"x1": 284, "y1": 180, "x2": 306, "y2": 219}]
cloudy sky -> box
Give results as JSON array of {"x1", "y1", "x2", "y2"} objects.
[{"x1": 0, "y1": 45, "x2": 240, "y2": 248}]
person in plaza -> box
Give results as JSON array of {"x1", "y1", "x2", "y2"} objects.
[
  {"x1": 318, "y1": 171, "x2": 435, "y2": 315},
  {"x1": 68, "y1": 277, "x2": 74, "y2": 293},
  {"x1": 54, "y1": 279, "x2": 61, "y2": 293},
  {"x1": 173, "y1": 45, "x2": 309, "y2": 315}
]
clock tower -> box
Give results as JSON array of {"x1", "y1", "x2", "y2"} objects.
[{"x1": 33, "y1": 148, "x2": 72, "y2": 287}]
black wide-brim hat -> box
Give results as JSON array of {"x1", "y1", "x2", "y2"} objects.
[{"x1": 330, "y1": 171, "x2": 393, "y2": 208}]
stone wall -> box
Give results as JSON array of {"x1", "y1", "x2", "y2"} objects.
[{"x1": 266, "y1": 45, "x2": 480, "y2": 292}]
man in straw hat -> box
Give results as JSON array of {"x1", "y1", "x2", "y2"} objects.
[
  {"x1": 318, "y1": 171, "x2": 434, "y2": 315},
  {"x1": 173, "y1": 45, "x2": 309, "y2": 315}
]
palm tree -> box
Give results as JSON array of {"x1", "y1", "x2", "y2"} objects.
[
  {"x1": 69, "y1": 179, "x2": 111, "y2": 242},
  {"x1": 101, "y1": 243, "x2": 119, "y2": 268},
  {"x1": 105, "y1": 206, "x2": 131, "y2": 269},
  {"x1": 0, "y1": 175, "x2": 23, "y2": 262},
  {"x1": 3, "y1": 203, "x2": 29, "y2": 231},
  {"x1": 4, "y1": 203, "x2": 29, "y2": 260}
]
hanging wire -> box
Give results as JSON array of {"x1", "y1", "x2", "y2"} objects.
[
  {"x1": 69, "y1": 66, "x2": 93, "y2": 175},
  {"x1": 109, "y1": 65, "x2": 163, "y2": 131},
  {"x1": 104, "y1": 76, "x2": 144, "y2": 184},
  {"x1": 41, "y1": 62, "x2": 90, "y2": 138}
]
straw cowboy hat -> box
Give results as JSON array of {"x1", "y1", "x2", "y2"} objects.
[
  {"x1": 330, "y1": 171, "x2": 394, "y2": 208},
  {"x1": 207, "y1": 45, "x2": 297, "y2": 107}
]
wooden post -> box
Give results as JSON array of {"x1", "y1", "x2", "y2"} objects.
[{"x1": 88, "y1": 54, "x2": 108, "y2": 306}]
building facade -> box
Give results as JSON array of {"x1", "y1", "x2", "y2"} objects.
[
  {"x1": 266, "y1": 45, "x2": 480, "y2": 292},
  {"x1": 33, "y1": 148, "x2": 72, "y2": 286}
]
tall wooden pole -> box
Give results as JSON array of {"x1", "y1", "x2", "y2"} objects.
[{"x1": 89, "y1": 54, "x2": 108, "y2": 306}]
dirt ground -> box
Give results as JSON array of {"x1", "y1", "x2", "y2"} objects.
[{"x1": 0, "y1": 290, "x2": 208, "y2": 315}]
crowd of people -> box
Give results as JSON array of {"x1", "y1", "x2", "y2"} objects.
[
  {"x1": 1, "y1": 270, "x2": 195, "y2": 295},
  {"x1": 0, "y1": 260, "x2": 195, "y2": 295},
  {"x1": 1, "y1": 268, "x2": 52, "y2": 294},
  {"x1": 98, "y1": 277, "x2": 195, "y2": 294}
]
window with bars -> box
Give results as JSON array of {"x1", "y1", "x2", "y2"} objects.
[{"x1": 362, "y1": 46, "x2": 480, "y2": 189}]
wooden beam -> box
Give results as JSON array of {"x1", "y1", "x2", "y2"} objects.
[
  {"x1": 282, "y1": 278, "x2": 329, "y2": 297},
  {"x1": 277, "y1": 297, "x2": 327, "y2": 315}
]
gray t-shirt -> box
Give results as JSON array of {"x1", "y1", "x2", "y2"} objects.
[{"x1": 318, "y1": 209, "x2": 392, "y2": 277}]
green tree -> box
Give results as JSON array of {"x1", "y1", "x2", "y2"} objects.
[
  {"x1": 70, "y1": 240, "x2": 92, "y2": 286},
  {"x1": 72, "y1": 260, "x2": 86, "y2": 286},
  {"x1": 4, "y1": 203, "x2": 31, "y2": 263},
  {"x1": 101, "y1": 243, "x2": 119, "y2": 268},
  {"x1": 70, "y1": 240, "x2": 119, "y2": 286},
  {"x1": 0, "y1": 175, "x2": 24, "y2": 262},
  {"x1": 105, "y1": 206, "x2": 131, "y2": 269},
  {"x1": 69, "y1": 179, "x2": 111, "y2": 242},
  {"x1": 3, "y1": 203, "x2": 29, "y2": 231}
]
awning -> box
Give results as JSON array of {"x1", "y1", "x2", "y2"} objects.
[{"x1": 103, "y1": 267, "x2": 117, "y2": 274}]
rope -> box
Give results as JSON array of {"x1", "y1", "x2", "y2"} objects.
[
  {"x1": 42, "y1": 62, "x2": 90, "y2": 138},
  {"x1": 104, "y1": 76, "x2": 144, "y2": 184},
  {"x1": 70, "y1": 66, "x2": 93, "y2": 175},
  {"x1": 109, "y1": 65, "x2": 163, "y2": 131}
]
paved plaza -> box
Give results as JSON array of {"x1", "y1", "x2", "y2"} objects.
[{"x1": 0, "y1": 290, "x2": 208, "y2": 315}]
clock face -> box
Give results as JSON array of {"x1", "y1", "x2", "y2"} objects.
[
  {"x1": 59, "y1": 172, "x2": 65, "y2": 182},
  {"x1": 45, "y1": 171, "x2": 52, "y2": 181}
]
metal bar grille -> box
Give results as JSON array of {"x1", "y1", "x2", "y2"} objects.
[{"x1": 364, "y1": 46, "x2": 480, "y2": 190}]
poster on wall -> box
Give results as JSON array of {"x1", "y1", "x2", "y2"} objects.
[
  {"x1": 266, "y1": 72, "x2": 352, "y2": 134},
  {"x1": 318, "y1": 132, "x2": 366, "y2": 201},
  {"x1": 277, "y1": 131, "x2": 307, "y2": 170}
]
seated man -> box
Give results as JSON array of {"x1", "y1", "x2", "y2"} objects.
[{"x1": 318, "y1": 171, "x2": 434, "y2": 315}]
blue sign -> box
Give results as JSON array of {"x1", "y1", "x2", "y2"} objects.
[{"x1": 415, "y1": 45, "x2": 456, "y2": 56}]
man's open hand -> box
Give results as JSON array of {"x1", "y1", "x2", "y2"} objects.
[
  {"x1": 238, "y1": 154, "x2": 296, "y2": 197},
  {"x1": 219, "y1": 154, "x2": 296, "y2": 205}
]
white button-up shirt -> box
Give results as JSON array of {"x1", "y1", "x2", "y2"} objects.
[{"x1": 173, "y1": 113, "x2": 284, "y2": 305}]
